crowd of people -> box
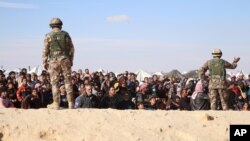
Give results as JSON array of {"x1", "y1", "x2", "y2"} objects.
[{"x1": 0, "y1": 68, "x2": 249, "y2": 111}]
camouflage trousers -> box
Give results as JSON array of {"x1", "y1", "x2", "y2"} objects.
[
  {"x1": 209, "y1": 89, "x2": 228, "y2": 110},
  {"x1": 48, "y1": 58, "x2": 73, "y2": 105}
]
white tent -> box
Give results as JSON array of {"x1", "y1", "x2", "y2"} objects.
[
  {"x1": 136, "y1": 69, "x2": 152, "y2": 82},
  {"x1": 28, "y1": 66, "x2": 43, "y2": 75},
  {"x1": 4, "y1": 68, "x2": 21, "y2": 76},
  {"x1": 227, "y1": 71, "x2": 234, "y2": 77},
  {"x1": 96, "y1": 68, "x2": 106, "y2": 74},
  {"x1": 235, "y1": 70, "x2": 249, "y2": 79},
  {"x1": 114, "y1": 72, "x2": 120, "y2": 77},
  {"x1": 225, "y1": 70, "x2": 248, "y2": 80},
  {"x1": 153, "y1": 72, "x2": 164, "y2": 76},
  {"x1": 3, "y1": 70, "x2": 10, "y2": 76},
  {"x1": 13, "y1": 68, "x2": 22, "y2": 73},
  {"x1": 236, "y1": 70, "x2": 244, "y2": 77}
]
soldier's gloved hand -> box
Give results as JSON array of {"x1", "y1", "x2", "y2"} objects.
[
  {"x1": 44, "y1": 63, "x2": 49, "y2": 70},
  {"x1": 233, "y1": 57, "x2": 240, "y2": 63}
]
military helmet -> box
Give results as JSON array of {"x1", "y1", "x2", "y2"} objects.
[
  {"x1": 212, "y1": 48, "x2": 222, "y2": 57},
  {"x1": 49, "y1": 18, "x2": 63, "y2": 28}
]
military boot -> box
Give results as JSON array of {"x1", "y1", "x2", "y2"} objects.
[
  {"x1": 68, "y1": 102, "x2": 74, "y2": 109},
  {"x1": 67, "y1": 93, "x2": 74, "y2": 109},
  {"x1": 49, "y1": 84, "x2": 60, "y2": 109},
  {"x1": 47, "y1": 102, "x2": 60, "y2": 110}
]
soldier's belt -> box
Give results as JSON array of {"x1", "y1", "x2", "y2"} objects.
[
  {"x1": 51, "y1": 51, "x2": 65, "y2": 56},
  {"x1": 211, "y1": 75, "x2": 222, "y2": 79}
]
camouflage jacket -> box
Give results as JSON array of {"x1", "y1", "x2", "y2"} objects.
[
  {"x1": 43, "y1": 28, "x2": 74, "y2": 65},
  {"x1": 199, "y1": 58, "x2": 237, "y2": 89}
]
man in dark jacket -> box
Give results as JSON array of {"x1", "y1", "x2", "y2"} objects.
[
  {"x1": 179, "y1": 88, "x2": 191, "y2": 110},
  {"x1": 100, "y1": 86, "x2": 119, "y2": 109},
  {"x1": 117, "y1": 91, "x2": 135, "y2": 110},
  {"x1": 74, "y1": 84, "x2": 99, "y2": 108}
]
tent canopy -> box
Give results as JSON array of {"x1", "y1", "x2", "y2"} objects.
[
  {"x1": 165, "y1": 69, "x2": 184, "y2": 79},
  {"x1": 96, "y1": 68, "x2": 106, "y2": 74},
  {"x1": 136, "y1": 69, "x2": 152, "y2": 82},
  {"x1": 183, "y1": 70, "x2": 198, "y2": 78},
  {"x1": 153, "y1": 72, "x2": 164, "y2": 76},
  {"x1": 28, "y1": 66, "x2": 43, "y2": 75}
]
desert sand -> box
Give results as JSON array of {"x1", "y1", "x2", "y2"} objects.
[{"x1": 0, "y1": 109, "x2": 249, "y2": 141}]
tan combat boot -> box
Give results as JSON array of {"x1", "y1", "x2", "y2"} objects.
[
  {"x1": 47, "y1": 102, "x2": 60, "y2": 110},
  {"x1": 68, "y1": 102, "x2": 74, "y2": 109},
  {"x1": 67, "y1": 92, "x2": 74, "y2": 109}
]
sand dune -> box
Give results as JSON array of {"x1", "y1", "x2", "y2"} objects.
[{"x1": 0, "y1": 109, "x2": 249, "y2": 141}]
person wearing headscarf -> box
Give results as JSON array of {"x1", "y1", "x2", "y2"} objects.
[{"x1": 190, "y1": 81, "x2": 210, "y2": 110}]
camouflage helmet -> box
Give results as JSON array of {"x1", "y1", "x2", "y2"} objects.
[
  {"x1": 49, "y1": 18, "x2": 63, "y2": 28},
  {"x1": 212, "y1": 48, "x2": 222, "y2": 57}
]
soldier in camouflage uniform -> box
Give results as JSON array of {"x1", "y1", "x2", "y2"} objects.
[
  {"x1": 43, "y1": 18, "x2": 75, "y2": 109},
  {"x1": 199, "y1": 49, "x2": 240, "y2": 110}
]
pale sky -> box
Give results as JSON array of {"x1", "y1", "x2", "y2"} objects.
[{"x1": 0, "y1": 0, "x2": 249, "y2": 73}]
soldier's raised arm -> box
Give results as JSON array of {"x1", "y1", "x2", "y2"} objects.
[{"x1": 224, "y1": 57, "x2": 240, "y2": 69}]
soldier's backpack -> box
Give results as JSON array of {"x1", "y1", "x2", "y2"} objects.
[
  {"x1": 49, "y1": 31, "x2": 70, "y2": 58},
  {"x1": 208, "y1": 58, "x2": 225, "y2": 80}
]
